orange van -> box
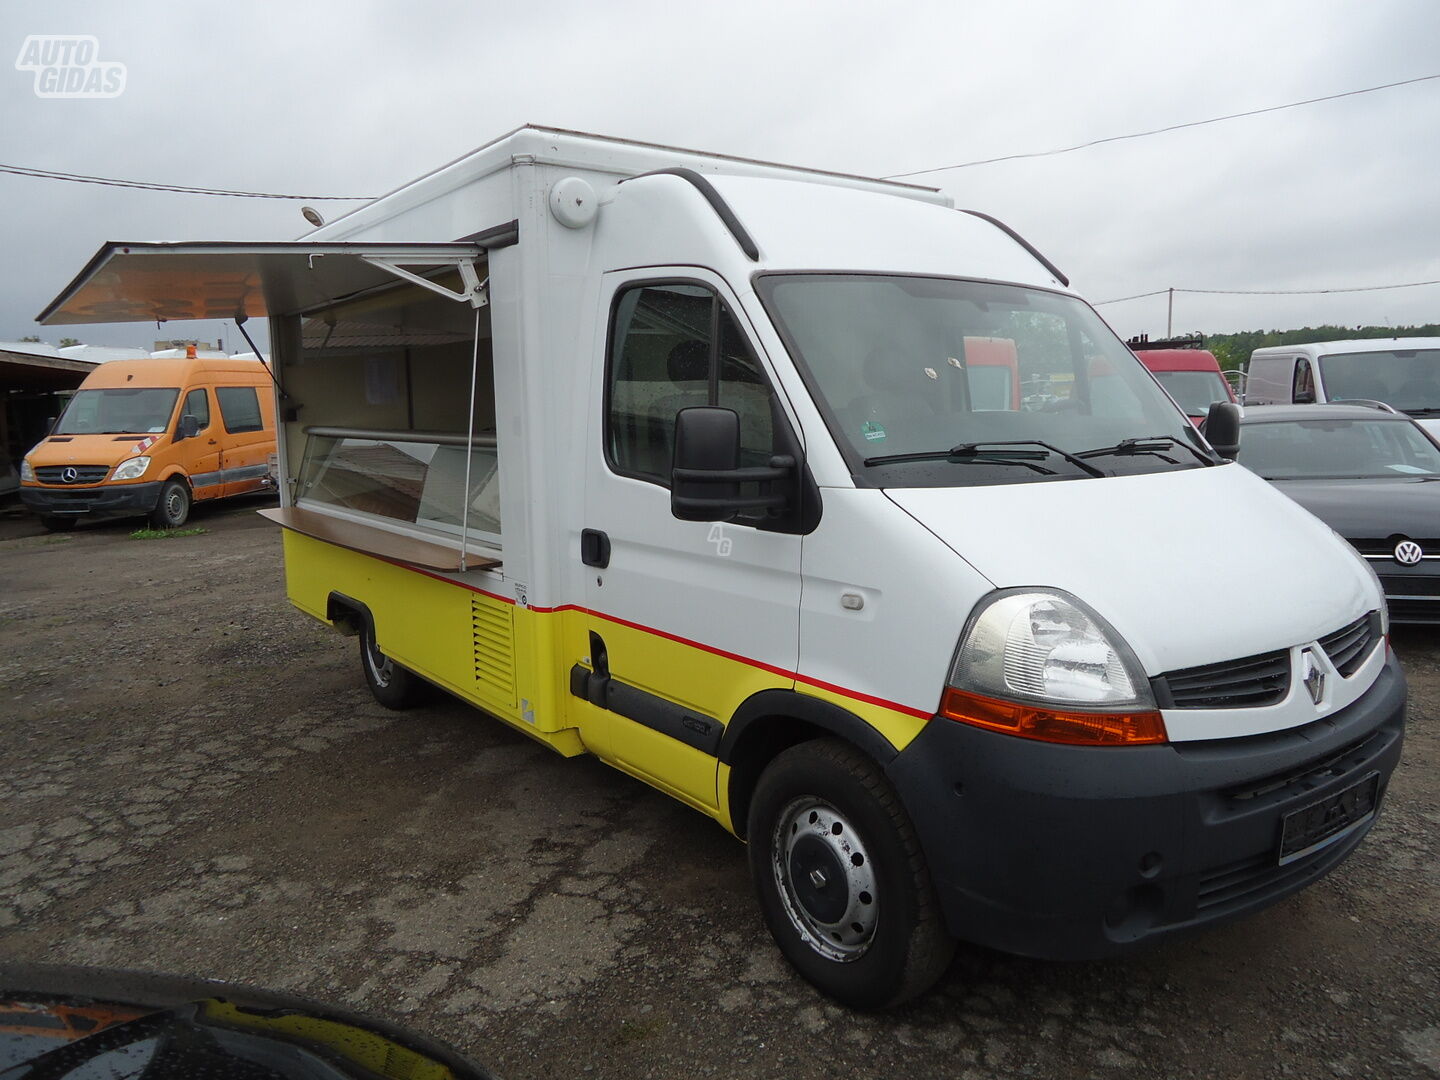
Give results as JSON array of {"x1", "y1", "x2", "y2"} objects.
[{"x1": 19, "y1": 350, "x2": 276, "y2": 530}]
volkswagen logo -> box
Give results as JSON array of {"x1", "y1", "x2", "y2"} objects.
[
  {"x1": 60, "y1": 466, "x2": 78, "y2": 483},
  {"x1": 1394, "y1": 540, "x2": 1424, "y2": 566}
]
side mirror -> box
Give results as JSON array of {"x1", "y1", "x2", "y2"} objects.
[
  {"x1": 44, "y1": 416, "x2": 57, "y2": 435},
  {"x1": 1204, "y1": 401, "x2": 1241, "y2": 460},
  {"x1": 176, "y1": 414, "x2": 201, "y2": 441},
  {"x1": 670, "y1": 406, "x2": 793, "y2": 522}
]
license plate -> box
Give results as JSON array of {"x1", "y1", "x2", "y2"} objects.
[{"x1": 1279, "y1": 772, "x2": 1381, "y2": 865}]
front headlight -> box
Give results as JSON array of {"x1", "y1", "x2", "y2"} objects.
[
  {"x1": 19, "y1": 459, "x2": 34, "y2": 482},
  {"x1": 112, "y1": 456, "x2": 151, "y2": 481},
  {"x1": 941, "y1": 589, "x2": 1166, "y2": 746}
]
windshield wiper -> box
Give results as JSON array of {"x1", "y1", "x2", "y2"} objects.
[
  {"x1": 864, "y1": 440, "x2": 1103, "y2": 478},
  {"x1": 1078, "y1": 435, "x2": 1217, "y2": 466}
]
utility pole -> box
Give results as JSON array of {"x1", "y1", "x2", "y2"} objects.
[{"x1": 1167, "y1": 288, "x2": 1174, "y2": 337}]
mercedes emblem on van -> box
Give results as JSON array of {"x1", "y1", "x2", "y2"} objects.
[
  {"x1": 1394, "y1": 540, "x2": 1424, "y2": 566},
  {"x1": 60, "y1": 466, "x2": 78, "y2": 483}
]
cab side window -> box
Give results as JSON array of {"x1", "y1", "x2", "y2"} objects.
[
  {"x1": 607, "y1": 282, "x2": 777, "y2": 484},
  {"x1": 215, "y1": 386, "x2": 264, "y2": 434},
  {"x1": 182, "y1": 388, "x2": 210, "y2": 431},
  {"x1": 1294, "y1": 359, "x2": 1316, "y2": 403}
]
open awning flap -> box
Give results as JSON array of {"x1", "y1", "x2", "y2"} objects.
[{"x1": 37, "y1": 241, "x2": 486, "y2": 326}]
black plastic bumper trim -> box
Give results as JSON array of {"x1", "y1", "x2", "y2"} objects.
[{"x1": 885, "y1": 654, "x2": 1406, "y2": 960}]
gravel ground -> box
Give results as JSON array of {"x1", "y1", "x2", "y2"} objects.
[{"x1": 1, "y1": 500, "x2": 1437, "y2": 1079}]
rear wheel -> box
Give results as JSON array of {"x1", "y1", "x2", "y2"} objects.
[
  {"x1": 148, "y1": 478, "x2": 191, "y2": 528},
  {"x1": 747, "y1": 738, "x2": 955, "y2": 1009},
  {"x1": 359, "y1": 618, "x2": 427, "y2": 710}
]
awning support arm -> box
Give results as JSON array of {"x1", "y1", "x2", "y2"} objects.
[{"x1": 356, "y1": 255, "x2": 488, "y2": 308}]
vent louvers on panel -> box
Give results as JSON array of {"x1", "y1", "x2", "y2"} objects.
[
  {"x1": 1161, "y1": 650, "x2": 1290, "y2": 709},
  {"x1": 471, "y1": 597, "x2": 515, "y2": 706}
]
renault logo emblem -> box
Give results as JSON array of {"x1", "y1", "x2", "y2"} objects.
[
  {"x1": 1301, "y1": 649, "x2": 1325, "y2": 706},
  {"x1": 1395, "y1": 540, "x2": 1424, "y2": 566},
  {"x1": 60, "y1": 466, "x2": 78, "y2": 483}
]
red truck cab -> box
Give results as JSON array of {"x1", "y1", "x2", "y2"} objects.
[{"x1": 1129, "y1": 336, "x2": 1236, "y2": 426}]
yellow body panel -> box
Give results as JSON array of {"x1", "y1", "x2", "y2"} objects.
[
  {"x1": 197, "y1": 1000, "x2": 455, "y2": 1080},
  {"x1": 282, "y1": 531, "x2": 586, "y2": 755},
  {"x1": 795, "y1": 682, "x2": 930, "y2": 755},
  {"x1": 280, "y1": 530, "x2": 932, "y2": 828}
]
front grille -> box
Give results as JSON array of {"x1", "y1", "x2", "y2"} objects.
[
  {"x1": 1377, "y1": 574, "x2": 1440, "y2": 598},
  {"x1": 34, "y1": 464, "x2": 110, "y2": 484},
  {"x1": 1317, "y1": 613, "x2": 1379, "y2": 677},
  {"x1": 1160, "y1": 650, "x2": 1290, "y2": 709},
  {"x1": 1352, "y1": 536, "x2": 1440, "y2": 558},
  {"x1": 1196, "y1": 844, "x2": 1343, "y2": 914},
  {"x1": 1223, "y1": 731, "x2": 1385, "y2": 805}
]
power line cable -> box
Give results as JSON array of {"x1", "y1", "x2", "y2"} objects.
[
  {"x1": 6, "y1": 70, "x2": 1437, "y2": 200},
  {"x1": 1095, "y1": 279, "x2": 1440, "y2": 305},
  {"x1": 884, "y1": 72, "x2": 1440, "y2": 178},
  {"x1": 0, "y1": 162, "x2": 373, "y2": 200}
]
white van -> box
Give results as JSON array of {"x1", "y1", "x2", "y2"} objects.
[
  {"x1": 1246, "y1": 338, "x2": 1440, "y2": 431},
  {"x1": 38, "y1": 127, "x2": 1406, "y2": 1008}
]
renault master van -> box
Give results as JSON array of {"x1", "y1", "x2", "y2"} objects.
[
  {"x1": 19, "y1": 350, "x2": 276, "y2": 530},
  {"x1": 36, "y1": 127, "x2": 1406, "y2": 1007}
]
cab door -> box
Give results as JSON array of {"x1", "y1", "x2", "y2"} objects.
[
  {"x1": 579, "y1": 271, "x2": 802, "y2": 812},
  {"x1": 174, "y1": 386, "x2": 222, "y2": 500},
  {"x1": 214, "y1": 383, "x2": 271, "y2": 496}
]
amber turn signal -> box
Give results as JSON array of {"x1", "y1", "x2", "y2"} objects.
[{"x1": 940, "y1": 687, "x2": 1168, "y2": 746}]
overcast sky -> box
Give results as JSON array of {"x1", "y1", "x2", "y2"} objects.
[{"x1": 2, "y1": 0, "x2": 1438, "y2": 352}]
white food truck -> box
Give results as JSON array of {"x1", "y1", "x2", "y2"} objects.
[{"x1": 38, "y1": 127, "x2": 1406, "y2": 1007}]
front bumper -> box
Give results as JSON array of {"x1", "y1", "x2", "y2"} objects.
[
  {"x1": 19, "y1": 481, "x2": 163, "y2": 519},
  {"x1": 886, "y1": 652, "x2": 1406, "y2": 961}
]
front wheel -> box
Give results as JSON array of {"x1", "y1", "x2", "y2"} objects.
[
  {"x1": 747, "y1": 738, "x2": 955, "y2": 1009},
  {"x1": 359, "y1": 619, "x2": 428, "y2": 710},
  {"x1": 148, "y1": 478, "x2": 191, "y2": 528}
]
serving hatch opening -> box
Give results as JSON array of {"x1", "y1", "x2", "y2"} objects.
[{"x1": 37, "y1": 240, "x2": 502, "y2": 572}]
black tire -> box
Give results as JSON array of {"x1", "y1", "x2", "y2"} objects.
[
  {"x1": 359, "y1": 618, "x2": 427, "y2": 710},
  {"x1": 148, "y1": 478, "x2": 191, "y2": 528},
  {"x1": 39, "y1": 516, "x2": 77, "y2": 532},
  {"x1": 747, "y1": 738, "x2": 955, "y2": 1009}
]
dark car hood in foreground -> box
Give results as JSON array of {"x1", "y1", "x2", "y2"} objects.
[
  {"x1": 0, "y1": 963, "x2": 495, "y2": 1079},
  {"x1": 1270, "y1": 476, "x2": 1440, "y2": 540}
]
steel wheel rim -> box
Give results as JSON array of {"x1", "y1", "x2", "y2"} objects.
[
  {"x1": 365, "y1": 637, "x2": 394, "y2": 688},
  {"x1": 164, "y1": 488, "x2": 186, "y2": 524},
  {"x1": 770, "y1": 795, "x2": 878, "y2": 962}
]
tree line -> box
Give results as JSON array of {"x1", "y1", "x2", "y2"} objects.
[{"x1": 1205, "y1": 324, "x2": 1440, "y2": 371}]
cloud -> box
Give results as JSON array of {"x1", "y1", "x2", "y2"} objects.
[{"x1": 2, "y1": 0, "x2": 1437, "y2": 347}]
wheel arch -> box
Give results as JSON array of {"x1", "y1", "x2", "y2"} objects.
[
  {"x1": 720, "y1": 689, "x2": 900, "y2": 839},
  {"x1": 325, "y1": 591, "x2": 371, "y2": 638}
]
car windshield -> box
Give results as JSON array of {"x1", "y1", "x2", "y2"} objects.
[
  {"x1": 1319, "y1": 349, "x2": 1440, "y2": 412},
  {"x1": 53, "y1": 387, "x2": 180, "y2": 434},
  {"x1": 1237, "y1": 417, "x2": 1440, "y2": 479},
  {"x1": 1151, "y1": 370, "x2": 1231, "y2": 416},
  {"x1": 756, "y1": 274, "x2": 1203, "y2": 486}
]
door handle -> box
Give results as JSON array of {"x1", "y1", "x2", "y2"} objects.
[{"x1": 580, "y1": 529, "x2": 611, "y2": 568}]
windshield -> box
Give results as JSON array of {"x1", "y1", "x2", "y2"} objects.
[
  {"x1": 1237, "y1": 417, "x2": 1440, "y2": 479},
  {"x1": 53, "y1": 387, "x2": 180, "y2": 435},
  {"x1": 1319, "y1": 349, "x2": 1440, "y2": 412},
  {"x1": 1152, "y1": 370, "x2": 1231, "y2": 416},
  {"x1": 756, "y1": 274, "x2": 1203, "y2": 486}
]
